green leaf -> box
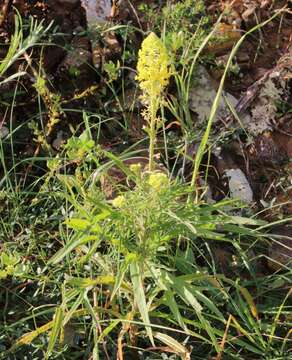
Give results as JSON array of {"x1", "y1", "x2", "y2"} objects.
[
  {"x1": 63, "y1": 292, "x2": 84, "y2": 326},
  {"x1": 49, "y1": 235, "x2": 98, "y2": 265},
  {"x1": 169, "y1": 275, "x2": 202, "y2": 313},
  {"x1": 66, "y1": 275, "x2": 132, "y2": 293},
  {"x1": 46, "y1": 306, "x2": 63, "y2": 359},
  {"x1": 66, "y1": 218, "x2": 91, "y2": 230},
  {"x1": 110, "y1": 261, "x2": 129, "y2": 302},
  {"x1": 98, "y1": 320, "x2": 121, "y2": 342},
  {"x1": 191, "y1": 287, "x2": 225, "y2": 322},
  {"x1": 238, "y1": 286, "x2": 258, "y2": 320},
  {"x1": 166, "y1": 273, "x2": 221, "y2": 352},
  {"x1": 164, "y1": 291, "x2": 187, "y2": 331},
  {"x1": 130, "y1": 261, "x2": 154, "y2": 345},
  {"x1": 228, "y1": 215, "x2": 266, "y2": 226}
]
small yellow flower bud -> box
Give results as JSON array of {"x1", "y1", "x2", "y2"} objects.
[{"x1": 112, "y1": 195, "x2": 126, "y2": 208}]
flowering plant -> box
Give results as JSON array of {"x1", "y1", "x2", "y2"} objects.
[{"x1": 136, "y1": 32, "x2": 171, "y2": 171}]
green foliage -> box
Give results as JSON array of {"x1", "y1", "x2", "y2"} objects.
[
  {"x1": 65, "y1": 132, "x2": 95, "y2": 160},
  {"x1": 0, "y1": 252, "x2": 20, "y2": 279},
  {"x1": 162, "y1": 0, "x2": 206, "y2": 33},
  {"x1": 38, "y1": 141, "x2": 286, "y2": 358},
  {"x1": 0, "y1": 10, "x2": 52, "y2": 85},
  {"x1": 140, "y1": 0, "x2": 209, "y2": 66},
  {"x1": 104, "y1": 60, "x2": 120, "y2": 83}
]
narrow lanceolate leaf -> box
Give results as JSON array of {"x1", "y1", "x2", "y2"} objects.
[
  {"x1": 4, "y1": 320, "x2": 54, "y2": 356},
  {"x1": 169, "y1": 275, "x2": 202, "y2": 313},
  {"x1": 110, "y1": 261, "x2": 129, "y2": 301},
  {"x1": 98, "y1": 319, "x2": 121, "y2": 342},
  {"x1": 63, "y1": 292, "x2": 84, "y2": 325},
  {"x1": 239, "y1": 286, "x2": 259, "y2": 320},
  {"x1": 66, "y1": 275, "x2": 132, "y2": 293},
  {"x1": 164, "y1": 291, "x2": 187, "y2": 331},
  {"x1": 130, "y1": 261, "x2": 154, "y2": 345},
  {"x1": 192, "y1": 288, "x2": 225, "y2": 322},
  {"x1": 154, "y1": 332, "x2": 190, "y2": 359},
  {"x1": 48, "y1": 235, "x2": 97, "y2": 265},
  {"x1": 65, "y1": 218, "x2": 91, "y2": 230},
  {"x1": 92, "y1": 325, "x2": 99, "y2": 360},
  {"x1": 230, "y1": 315, "x2": 257, "y2": 345},
  {"x1": 227, "y1": 215, "x2": 266, "y2": 226},
  {"x1": 166, "y1": 274, "x2": 220, "y2": 352},
  {"x1": 46, "y1": 306, "x2": 64, "y2": 359}
]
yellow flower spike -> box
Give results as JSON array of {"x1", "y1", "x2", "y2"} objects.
[
  {"x1": 136, "y1": 32, "x2": 171, "y2": 171},
  {"x1": 136, "y1": 32, "x2": 171, "y2": 104}
]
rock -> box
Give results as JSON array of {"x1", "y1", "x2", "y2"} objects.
[
  {"x1": 103, "y1": 31, "x2": 122, "y2": 58},
  {"x1": 189, "y1": 66, "x2": 241, "y2": 123},
  {"x1": 206, "y1": 23, "x2": 241, "y2": 55},
  {"x1": 54, "y1": 0, "x2": 80, "y2": 12},
  {"x1": 224, "y1": 168, "x2": 253, "y2": 204},
  {"x1": 0, "y1": 126, "x2": 9, "y2": 139},
  {"x1": 215, "y1": 150, "x2": 254, "y2": 204},
  {"x1": 57, "y1": 35, "x2": 94, "y2": 84},
  {"x1": 243, "y1": 74, "x2": 286, "y2": 136},
  {"x1": 91, "y1": 31, "x2": 122, "y2": 69},
  {"x1": 80, "y1": 0, "x2": 112, "y2": 26},
  {"x1": 80, "y1": 1, "x2": 121, "y2": 68},
  {"x1": 52, "y1": 131, "x2": 67, "y2": 151}
]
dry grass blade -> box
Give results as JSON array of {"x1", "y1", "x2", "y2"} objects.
[
  {"x1": 154, "y1": 332, "x2": 191, "y2": 360},
  {"x1": 216, "y1": 314, "x2": 232, "y2": 360}
]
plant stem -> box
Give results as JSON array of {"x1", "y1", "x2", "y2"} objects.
[
  {"x1": 148, "y1": 124, "x2": 155, "y2": 172},
  {"x1": 148, "y1": 101, "x2": 158, "y2": 172}
]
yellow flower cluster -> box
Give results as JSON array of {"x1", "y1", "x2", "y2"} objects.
[
  {"x1": 112, "y1": 195, "x2": 126, "y2": 208},
  {"x1": 148, "y1": 172, "x2": 169, "y2": 192},
  {"x1": 136, "y1": 32, "x2": 171, "y2": 104}
]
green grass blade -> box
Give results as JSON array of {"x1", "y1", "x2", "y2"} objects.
[
  {"x1": 48, "y1": 235, "x2": 97, "y2": 265},
  {"x1": 46, "y1": 306, "x2": 64, "y2": 359},
  {"x1": 130, "y1": 260, "x2": 154, "y2": 345}
]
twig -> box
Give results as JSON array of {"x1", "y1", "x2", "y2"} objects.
[
  {"x1": 125, "y1": 0, "x2": 142, "y2": 30},
  {"x1": 235, "y1": 69, "x2": 273, "y2": 114},
  {"x1": 22, "y1": 51, "x2": 61, "y2": 185},
  {"x1": 216, "y1": 314, "x2": 232, "y2": 360},
  {"x1": 93, "y1": 288, "x2": 111, "y2": 360}
]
